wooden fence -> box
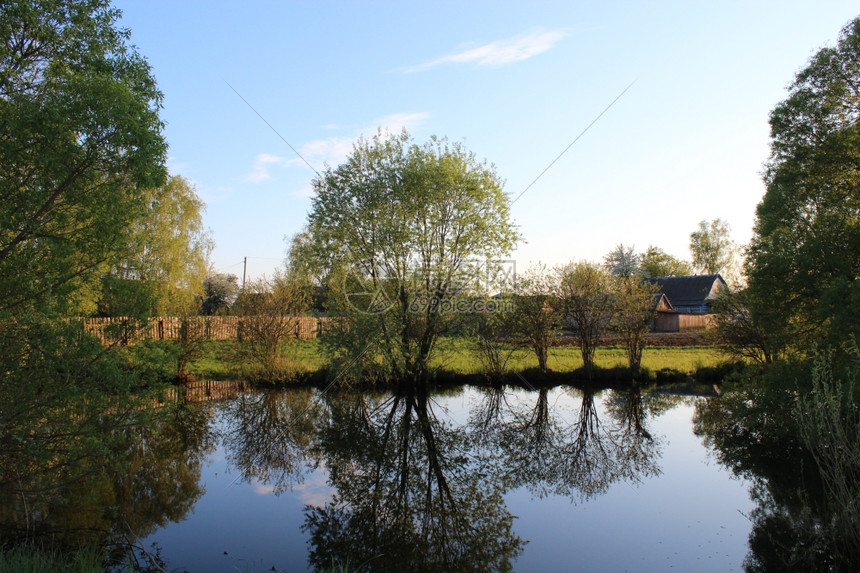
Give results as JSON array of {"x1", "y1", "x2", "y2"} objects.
[
  {"x1": 82, "y1": 316, "x2": 329, "y2": 346},
  {"x1": 161, "y1": 380, "x2": 247, "y2": 403}
]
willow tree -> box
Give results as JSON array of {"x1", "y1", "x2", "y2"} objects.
[
  {"x1": 102, "y1": 175, "x2": 209, "y2": 316},
  {"x1": 305, "y1": 130, "x2": 519, "y2": 383}
]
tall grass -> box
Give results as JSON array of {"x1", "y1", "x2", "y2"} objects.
[
  {"x1": 795, "y1": 344, "x2": 860, "y2": 567},
  {"x1": 0, "y1": 545, "x2": 102, "y2": 573}
]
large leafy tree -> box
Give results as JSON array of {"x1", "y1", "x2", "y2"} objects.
[
  {"x1": 305, "y1": 130, "x2": 520, "y2": 383},
  {"x1": 640, "y1": 245, "x2": 692, "y2": 278},
  {"x1": 689, "y1": 219, "x2": 738, "y2": 276},
  {"x1": 102, "y1": 175, "x2": 208, "y2": 316},
  {"x1": 746, "y1": 16, "x2": 860, "y2": 349},
  {"x1": 0, "y1": 0, "x2": 167, "y2": 314},
  {"x1": 0, "y1": 2, "x2": 169, "y2": 545}
]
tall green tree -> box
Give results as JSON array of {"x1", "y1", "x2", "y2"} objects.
[
  {"x1": 746, "y1": 16, "x2": 860, "y2": 349},
  {"x1": 305, "y1": 130, "x2": 520, "y2": 383},
  {"x1": 689, "y1": 219, "x2": 738, "y2": 276},
  {"x1": 102, "y1": 175, "x2": 208, "y2": 316},
  {"x1": 0, "y1": 4, "x2": 171, "y2": 552},
  {"x1": 640, "y1": 245, "x2": 692, "y2": 277},
  {"x1": 0, "y1": 0, "x2": 167, "y2": 314}
]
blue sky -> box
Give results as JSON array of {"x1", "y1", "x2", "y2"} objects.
[{"x1": 114, "y1": 1, "x2": 859, "y2": 280}]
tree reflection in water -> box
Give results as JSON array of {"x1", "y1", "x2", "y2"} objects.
[
  {"x1": 693, "y1": 393, "x2": 845, "y2": 572},
  {"x1": 221, "y1": 389, "x2": 320, "y2": 494},
  {"x1": 302, "y1": 387, "x2": 524, "y2": 572},
  {"x1": 0, "y1": 382, "x2": 672, "y2": 570},
  {"x1": 475, "y1": 384, "x2": 663, "y2": 502},
  {"x1": 0, "y1": 399, "x2": 214, "y2": 557}
]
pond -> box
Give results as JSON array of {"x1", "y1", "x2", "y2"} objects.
[{"x1": 118, "y1": 382, "x2": 756, "y2": 572}]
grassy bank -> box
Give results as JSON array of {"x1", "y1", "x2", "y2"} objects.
[{"x1": 178, "y1": 338, "x2": 725, "y2": 384}]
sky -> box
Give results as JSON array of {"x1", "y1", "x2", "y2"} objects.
[{"x1": 113, "y1": 1, "x2": 860, "y2": 281}]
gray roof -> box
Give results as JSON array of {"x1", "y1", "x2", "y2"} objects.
[{"x1": 648, "y1": 274, "x2": 726, "y2": 309}]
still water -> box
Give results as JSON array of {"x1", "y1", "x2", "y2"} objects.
[{"x1": 137, "y1": 384, "x2": 754, "y2": 572}]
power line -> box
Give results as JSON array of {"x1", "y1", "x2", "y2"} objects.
[
  {"x1": 511, "y1": 79, "x2": 637, "y2": 206},
  {"x1": 223, "y1": 79, "x2": 321, "y2": 177}
]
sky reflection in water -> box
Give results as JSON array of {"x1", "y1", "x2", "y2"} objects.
[{"x1": 143, "y1": 385, "x2": 754, "y2": 573}]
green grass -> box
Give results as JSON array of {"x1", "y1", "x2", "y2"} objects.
[
  {"x1": 431, "y1": 337, "x2": 721, "y2": 375},
  {"x1": 176, "y1": 336, "x2": 727, "y2": 385},
  {"x1": 181, "y1": 338, "x2": 724, "y2": 384},
  {"x1": 186, "y1": 339, "x2": 328, "y2": 381},
  {"x1": 0, "y1": 545, "x2": 102, "y2": 573}
]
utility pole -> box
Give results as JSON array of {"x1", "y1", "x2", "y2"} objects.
[{"x1": 242, "y1": 257, "x2": 247, "y2": 293}]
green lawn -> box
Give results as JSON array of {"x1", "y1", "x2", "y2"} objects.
[
  {"x1": 431, "y1": 338, "x2": 721, "y2": 374},
  {"x1": 185, "y1": 337, "x2": 723, "y2": 381}
]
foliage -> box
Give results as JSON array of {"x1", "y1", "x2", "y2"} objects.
[
  {"x1": 304, "y1": 130, "x2": 519, "y2": 383},
  {"x1": 126, "y1": 339, "x2": 182, "y2": 385},
  {"x1": 0, "y1": 544, "x2": 103, "y2": 573},
  {"x1": 639, "y1": 245, "x2": 692, "y2": 278},
  {"x1": 689, "y1": 218, "x2": 738, "y2": 277},
  {"x1": 746, "y1": 16, "x2": 860, "y2": 350},
  {"x1": 0, "y1": 0, "x2": 167, "y2": 315},
  {"x1": 507, "y1": 263, "x2": 561, "y2": 371},
  {"x1": 795, "y1": 344, "x2": 860, "y2": 567},
  {"x1": 603, "y1": 243, "x2": 641, "y2": 277},
  {"x1": 200, "y1": 272, "x2": 239, "y2": 315},
  {"x1": 557, "y1": 261, "x2": 614, "y2": 373},
  {"x1": 303, "y1": 389, "x2": 524, "y2": 572},
  {"x1": 234, "y1": 271, "x2": 310, "y2": 382},
  {"x1": 102, "y1": 175, "x2": 208, "y2": 317},
  {"x1": 610, "y1": 275, "x2": 661, "y2": 372},
  {"x1": 708, "y1": 289, "x2": 780, "y2": 364}
]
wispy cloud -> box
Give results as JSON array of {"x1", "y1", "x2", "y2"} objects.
[
  {"x1": 166, "y1": 156, "x2": 189, "y2": 172},
  {"x1": 374, "y1": 112, "x2": 429, "y2": 134},
  {"x1": 294, "y1": 112, "x2": 430, "y2": 170},
  {"x1": 406, "y1": 30, "x2": 568, "y2": 72},
  {"x1": 291, "y1": 186, "x2": 315, "y2": 198},
  {"x1": 241, "y1": 153, "x2": 289, "y2": 183}
]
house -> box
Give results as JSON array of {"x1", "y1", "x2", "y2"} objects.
[
  {"x1": 649, "y1": 274, "x2": 727, "y2": 314},
  {"x1": 652, "y1": 292, "x2": 679, "y2": 333},
  {"x1": 648, "y1": 274, "x2": 727, "y2": 332}
]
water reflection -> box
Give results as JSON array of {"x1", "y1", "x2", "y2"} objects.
[
  {"x1": 473, "y1": 384, "x2": 663, "y2": 502},
  {"x1": 2, "y1": 382, "x2": 683, "y2": 570},
  {"x1": 0, "y1": 400, "x2": 214, "y2": 555},
  {"x1": 693, "y1": 392, "x2": 839, "y2": 572},
  {"x1": 221, "y1": 389, "x2": 319, "y2": 494},
  {"x1": 303, "y1": 387, "x2": 524, "y2": 572}
]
